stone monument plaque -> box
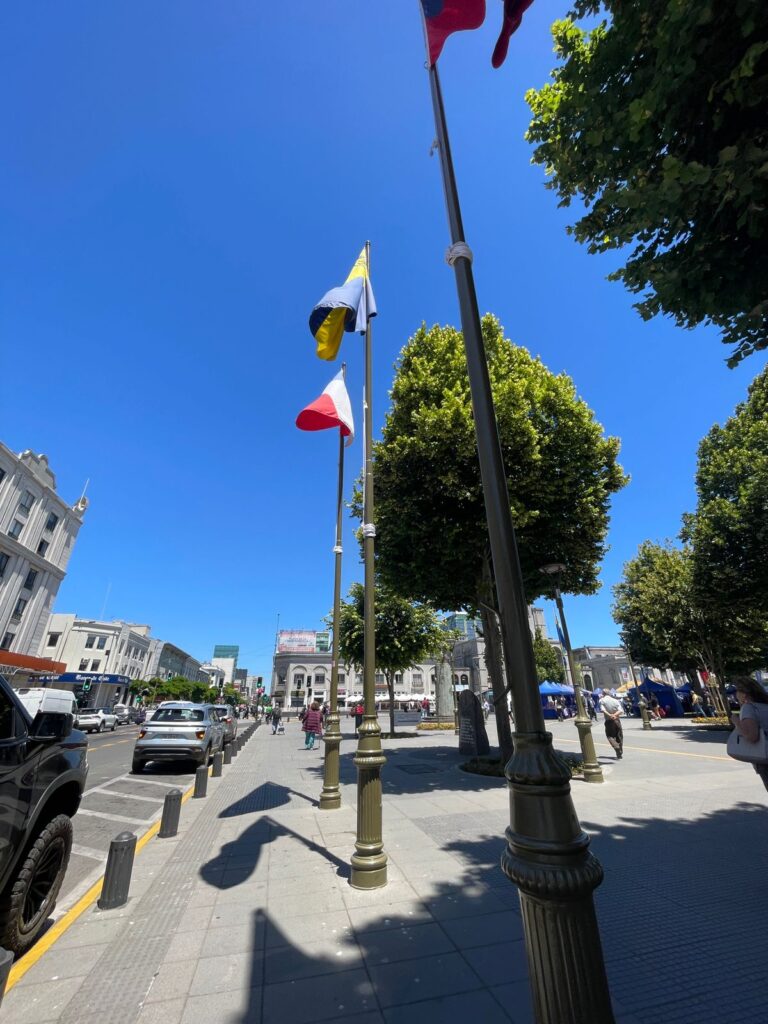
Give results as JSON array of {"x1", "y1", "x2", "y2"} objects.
[{"x1": 458, "y1": 690, "x2": 490, "y2": 756}]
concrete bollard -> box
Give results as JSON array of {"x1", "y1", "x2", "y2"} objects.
[
  {"x1": 98, "y1": 832, "x2": 137, "y2": 910},
  {"x1": 223, "y1": 744, "x2": 232, "y2": 765},
  {"x1": 194, "y1": 764, "x2": 208, "y2": 798},
  {"x1": 212, "y1": 751, "x2": 223, "y2": 777},
  {"x1": 0, "y1": 948, "x2": 13, "y2": 1009},
  {"x1": 158, "y1": 788, "x2": 182, "y2": 838}
]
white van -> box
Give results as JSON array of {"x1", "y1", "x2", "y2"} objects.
[{"x1": 15, "y1": 687, "x2": 78, "y2": 720}]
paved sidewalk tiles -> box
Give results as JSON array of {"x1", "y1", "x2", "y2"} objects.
[{"x1": 3, "y1": 715, "x2": 768, "y2": 1024}]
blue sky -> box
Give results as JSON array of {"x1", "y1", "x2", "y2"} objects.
[{"x1": 3, "y1": 2, "x2": 765, "y2": 680}]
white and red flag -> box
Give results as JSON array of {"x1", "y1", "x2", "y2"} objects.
[{"x1": 295, "y1": 370, "x2": 354, "y2": 446}]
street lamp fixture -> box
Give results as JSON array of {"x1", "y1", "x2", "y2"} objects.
[{"x1": 539, "y1": 564, "x2": 604, "y2": 784}]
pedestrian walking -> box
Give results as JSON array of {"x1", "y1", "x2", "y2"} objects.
[
  {"x1": 354, "y1": 701, "x2": 364, "y2": 732},
  {"x1": 302, "y1": 701, "x2": 324, "y2": 750},
  {"x1": 555, "y1": 697, "x2": 565, "y2": 722},
  {"x1": 482, "y1": 698, "x2": 490, "y2": 721},
  {"x1": 600, "y1": 691, "x2": 624, "y2": 759},
  {"x1": 271, "y1": 705, "x2": 282, "y2": 735},
  {"x1": 586, "y1": 695, "x2": 597, "y2": 722},
  {"x1": 729, "y1": 677, "x2": 768, "y2": 792}
]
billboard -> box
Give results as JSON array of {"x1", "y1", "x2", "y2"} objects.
[{"x1": 278, "y1": 630, "x2": 321, "y2": 654}]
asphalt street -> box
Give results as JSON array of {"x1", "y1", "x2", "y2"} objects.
[{"x1": 58, "y1": 724, "x2": 203, "y2": 918}]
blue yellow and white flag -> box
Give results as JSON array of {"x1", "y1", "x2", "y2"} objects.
[{"x1": 309, "y1": 247, "x2": 377, "y2": 361}]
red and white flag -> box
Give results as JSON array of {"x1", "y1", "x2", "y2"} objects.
[{"x1": 296, "y1": 371, "x2": 354, "y2": 446}]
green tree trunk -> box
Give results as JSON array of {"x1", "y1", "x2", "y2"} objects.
[{"x1": 479, "y1": 603, "x2": 514, "y2": 765}]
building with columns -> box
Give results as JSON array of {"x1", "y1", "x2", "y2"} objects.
[{"x1": 0, "y1": 444, "x2": 87, "y2": 662}]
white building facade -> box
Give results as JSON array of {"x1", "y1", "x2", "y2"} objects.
[
  {"x1": 145, "y1": 639, "x2": 207, "y2": 683},
  {"x1": 0, "y1": 445, "x2": 87, "y2": 658}
]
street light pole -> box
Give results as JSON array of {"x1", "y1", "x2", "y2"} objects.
[
  {"x1": 541, "y1": 564, "x2": 603, "y2": 785},
  {"x1": 626, "y1": 651, "x2": 652, "y2": 730}
]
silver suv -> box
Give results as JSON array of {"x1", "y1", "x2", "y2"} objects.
[{"x1": 131, "y1": 702, "x2": 224, "y2": 773}]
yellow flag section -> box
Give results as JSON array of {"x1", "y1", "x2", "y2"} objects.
[{"x1": 308, "y1": 246, "x2": 377, "y2": 361}]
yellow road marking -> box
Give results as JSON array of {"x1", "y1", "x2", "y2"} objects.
[
  {"x1": 89, "y1": 737, "x2": 135, "y2": 751},
  {"x1": 557, "y1": 735, "x2": 731, "y2": 762},
  {"x1": 6, "y1": 771, "x2": 201, "y2": 992}
]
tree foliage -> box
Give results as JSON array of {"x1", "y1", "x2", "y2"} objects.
[
  {"x1": 533, "y1": 628, "x2": 566, "y2": 684},
  {"x1": 336, "y1": 582, "x2": 446, "y2": 735},
  {"x1": 612, "y1": 540, "x2": 767, "y2": 686},
  {"x1": 683, "y1": 366, "x2": 768, "y2": 612},
  {"x1": 526, "y1": 1, "x2": 768, "y2": 366},
  {"x1": 366, "y1": 315, "x2": 626, "y2": 609}
]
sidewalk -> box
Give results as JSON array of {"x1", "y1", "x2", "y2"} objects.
[{"x1": 4, "y1": 716, "x2": 767, "y2": 1024}]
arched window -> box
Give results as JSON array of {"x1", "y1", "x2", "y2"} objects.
[{"x1": 461, "y1": 674, "x2": 469, "y2": 686}]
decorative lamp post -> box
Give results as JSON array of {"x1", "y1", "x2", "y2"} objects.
[
  {"x1": 625, "y1": 650, "x2": 652, "y2": 730},
  {"x1": 540, "y1": 564, "x2": 604, "y2": 784}
]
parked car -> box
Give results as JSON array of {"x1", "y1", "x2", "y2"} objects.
[
  {"x1": 14, "y1": 688, "x2": 78, "y2": 720},
  {"x1": 111, "y1": 704, "x2": 131, "y2": 726},
  {"x1": 131, "y1": 702, "x2": 224, "y2": 773},
  {"x1": 75, "y1": 707, "x2": 118, "y2": 733},
  {"x1": 129, "y1": 707, "x2": 146, "y2": 725},
  {"x1": 213, "y1": 704, "x2": 238, "y2": 746},
  {"x1": 0, "y1": 674, "x2": 88, "y2": 956}
]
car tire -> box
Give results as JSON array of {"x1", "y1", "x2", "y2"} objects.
[
  {"x1": 111, "y1": 723, "x2": 116, "y2": 732},
  {"x1": 97, "y1": 722, "x2": 104, "y2": 733},
  {"x1": 131, "y1": 759, "x2": 144, "y2": 774},
  {"x1": 0, "y1": 814, "x2": 73, "y2": 958}
]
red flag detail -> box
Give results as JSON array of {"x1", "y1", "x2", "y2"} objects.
[
  {"x1": 296, "y1": 394, "x2": 351, "y2": 436},
  {"x1": 492, "y1": 0, "x2": 535, "y2": 68},
  {"x1": 421, "y1": 0, "x2": 486, "y2": 67}
]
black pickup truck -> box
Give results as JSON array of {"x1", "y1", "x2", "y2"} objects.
[{"x1": 0, "y1": 675, "x2": 88, "y2": 956}]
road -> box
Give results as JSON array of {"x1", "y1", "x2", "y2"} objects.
[{"x1": 58, "y1": 724, "x2": 203, "y2": 917}]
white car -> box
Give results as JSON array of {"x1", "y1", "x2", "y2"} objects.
[{"x1": 76, "y1": 706, "x2": 118, "y2": 733}]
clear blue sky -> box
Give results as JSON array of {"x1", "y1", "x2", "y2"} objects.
[{"x1": 3, "y1": 2, "x2": 765, "y2": 679}]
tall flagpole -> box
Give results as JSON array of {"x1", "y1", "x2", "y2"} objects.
[
  {"x1": 350, "y1": 241, "x2": 388, "y2": 889},
  {"x1": 427, "y1": 63, "x2": 613, "y2": 1022},
  {"x1": 320, "y1": 364, "x2": 347, "y2": 810}
]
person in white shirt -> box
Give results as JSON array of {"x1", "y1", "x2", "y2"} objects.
[{"x1": 599, "y1": 692, "x2": 624, "y2": 759}]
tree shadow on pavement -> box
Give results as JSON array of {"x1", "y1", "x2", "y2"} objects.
[
  {"x1": 216, "y1": 799, "x2": 768, "y2": 1024},
  {"x1": 648, "y1": 723, "x2": 731, "y2": 746}
]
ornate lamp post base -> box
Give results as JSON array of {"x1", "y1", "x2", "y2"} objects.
[
  {"x1": 350, "y1": 721, "x2": 387, "y2": 890},
  {"x1": 502, "y1": 732, "x2": 615, "y2": 1023},
  {"x1": 319, "y1": 713, "x2": 342, "y2": 811},
  {"x1": 573, "y1": 712, "x2": 604, "y2": 783}
]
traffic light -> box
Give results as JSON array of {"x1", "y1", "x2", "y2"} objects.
[
  {"x1": 257, "y1": 676, "x2": 263, "y2": 685},
  {"x1": 82, "y1": 681, "x2": 91, "y2": 693}
]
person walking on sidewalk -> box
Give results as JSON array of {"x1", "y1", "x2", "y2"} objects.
[
  {"x1": 600, "y1": 691, "x2": 624, "y2": 759},
  {"x1": 730, "y1": 677, "x2": 768, "y2": 792},
  {"x1": 271, "y1": 705, "x2": 282, "y2": 735},
  {"x1": 302, "y1": 701, "x2": 323, "y2": 750}
]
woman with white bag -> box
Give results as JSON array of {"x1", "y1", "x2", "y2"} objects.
[{"x1": 729, "y1": 677, "x2": 768, "y2": 791}]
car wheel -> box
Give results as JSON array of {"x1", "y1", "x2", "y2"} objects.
[
  {"x1": 111, "y1": 723, "x2": 116, "y2": 732},
  {"x1": 0, "y1": 814, "x2": 73, "y2": 957},
  {"x1": 97, "y1": 722, "x2": 104, "y2": 733},
  {"x1": 131, "y1": 759, "x2": 144, "y2": 774}
]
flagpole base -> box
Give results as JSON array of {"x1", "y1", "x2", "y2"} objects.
[{"x1": 319, "y1": 713, "x2": 342, "y2": 811}]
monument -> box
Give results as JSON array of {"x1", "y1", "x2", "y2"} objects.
[{"x1": 458, "y1": 689, "x2": 490, "y2": 756}]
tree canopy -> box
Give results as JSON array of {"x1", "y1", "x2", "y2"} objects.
[
  {"x1": 335, "y1": 581, "x2": 446, "y2": 734},
  {"x1": 526, "y1": 1, "x2": 768, "y2": 366},
  {"x1": 683, "y1": 366, "x2": 768, "y2": 614},
  {"x1": 533, "y1": 628, "x2": 566, "y2": 684},
  {"x1": 365, "y1": 315, "x2": 626, "y2": 610}
]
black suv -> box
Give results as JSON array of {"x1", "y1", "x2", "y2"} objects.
[{"x1": 0, "y1": 675, "x2": 87, "y2": 956}]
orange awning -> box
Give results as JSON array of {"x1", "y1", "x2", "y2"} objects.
[{"x1": 0, "y1": 651, "x2": 66, "y2": 675}]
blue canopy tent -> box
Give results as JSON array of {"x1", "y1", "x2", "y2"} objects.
[
  {"x1": 540, "y1": 681, "x2": 575, "y2": 719},
  {"x1": 631, "y1": 677, "x2": 685, "y2": 718}
]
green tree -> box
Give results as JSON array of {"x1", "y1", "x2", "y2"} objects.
[
  {"x1": 684, "y1": 367, "x2": 768, "y2": 613},
  {"x1": 612, "y1": 540, "x2": 768, "y2": 708},
  {"x1": 533, "y1": 628, "x2": 566, "y2": 684},
  {"x1": 525, "y1": 1, "x2": 768, "y2": 366},
  {"x1": 336, "y1": 582, "x2": 447, "y2": 737},
  {"x1": 361, "y1": 316, "x2": 626, "y2": 754}
]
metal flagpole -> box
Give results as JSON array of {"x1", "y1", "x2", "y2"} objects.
[
  {"x1": 350, "y1": 241, "x2": 387, "y2": 888},
  {"x1": 427, "y1": 63, "x2": 613, "y2": 1021},
  {"x1": 320, "y1": 365, "x2": 347, "y2": 810}
]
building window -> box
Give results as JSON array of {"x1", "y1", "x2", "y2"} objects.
[
  {"x1": 338, "y1": 673, "x2": 345, "y2": 685},
  {"x1": 91, "y1": 660, "x2": 101, "y2": 671},
  {"x1": 8, "y1": 520, "x2": 23, "y2": 540},
  {"x1": 85, "y1": 635, "x2": 96, "y2": 648},
  {"x1": 79, "y1": 659, "x2": 89, "y2": 671},
  {"x1": 47, "y1": 632, "x2": 61, "y2": 647},
  {"x1": 45, "y1": 512, "x2": 59, "y2": 533},
  {"x1": 0, "y1": 552, "x2": 8, "y2": 579},
  {"x1": 1, "y1": 633, "x2": 15, "y2": 650},
  {"x1": 96, "y1": 636, "x2": 107, "y2": 650},
  {"x1": 23, "y1": 569, "x2": 38, "y2": 591},
  {"x1": 13, "y1": 598, "x2": 27, "y2": 617},
  {"x1": 293, "y1": 673, "x2": 304, "y2": 688},
  {"x1": 37, "y1": 539, "x2": 49, "y2": 557},
  {"x1": 0, "y1": 468, "x2": 5, "y2": 485},
  {"x1": 412, "y1": 672, "x2": 424, "y2": 693},
  {"x1": 19, "y1": 490, "x2": 35, "y2": 514},
  {"x1": 461, "y1": 674, "x2": 469, "y2": 686}
]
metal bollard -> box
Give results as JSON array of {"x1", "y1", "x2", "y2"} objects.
[
  {"x1": 212, "y1": 751, "x2": 223, "y2": 777},
  {"x1": 159, "y1": 788, "x2": 182, "y2": 838},
  {"x1": 194, "y1": 764, "x2": 208, "y2": 798},
  {"x1": 98, "y1": 832, "x2": 137, "y2": 910},
  {"x1": 0, "y1": 948, "x2": 13, "y2": 1009},
  {"x1": 223, "y1": 744, "x2": 232, "y2": 765}
]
